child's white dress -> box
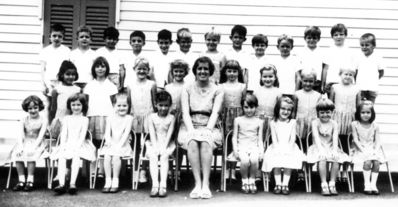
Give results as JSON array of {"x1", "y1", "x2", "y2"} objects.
[
  {"x1": 128, "y1": 79, "x2": 155, "y2": 133},
  {"x1": 295, "y1": 89, "x2": 321, "y2": 139},
  {"x1": 262, "y1": 119, "x2": 304, "y2": 172},
  {"x1": 100, "y1": 115, "x2": 134, "y2": 157},
  {"x1": 332, "y1": 83, "x2": 358, "y2": 135},
  {"x1": 351, "y1": 121, "x2": 385, "y2": 164},
  {"x1": 307, "y1": 119, "x2": 350, "y2": 163},
  {"x1": 145, "y1": 113, "x2": 176, "y2": 157}
]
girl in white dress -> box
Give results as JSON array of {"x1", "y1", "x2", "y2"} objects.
[
  {"x1": 351, "y1": 101, "x2": 384, "y2": 195},
  {"x1": 262, "y1": 96, "x2": 304, "y2": 195},
  {"x1": 232, "y1": 94, "x2": 263, "y2": 194},
  {"x1": 11, "y1": 95, "x2": 48, "y2": 191},
  {"x1": 101, "y1": 93, "x2": 133, "y2": 193}
]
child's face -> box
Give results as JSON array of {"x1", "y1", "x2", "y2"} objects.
[
  {"x1": 230, "y1": 32, "x2": 246, "y2": 49},
  {"x1": 278, "y1": 40, "x2": 293, "y2": 58},
  {"x1": 70, "y1": 100, "x2": 83, "y2": 115},
  {"x1": 95, "y1": 64, "x2": 107, "y2": 79},
  {"x1": 104, "y1": 37, "x2": 118, "y2": 50},
  {"x1": 77, "y1": 32, "x2": 91, "y2": 48},
  {"x1": 332, "y1": 31, "x2": 346, "y2": 46},
  {"x1": 177, "y1": 38, "x2": 192, "y2": 53},
  {"x1": 360, "y1": 106, "x2": 372, "y2": 123},
  {"x1": 341, "y1": 70, "x2": 354, "y2": 85},
  {"x1": 253, "y1": 43, "x2": 267, "y2": 57},
  {"x1": 158, "y1": 39, "x2": 172, "y2": 54},
  {"x1": 360, "y1": 39, "x2": 375, "y2": 57},
  {"x1": 172, "y1": 67, "x2": 186, "y2": 82},
  {"x1": 205, "y1": 36, "x2": 219, "y2": 52},
  {"x1": 50, "y1": 31, "x2": 64, "y2": 47},
  {"x1": 261, "y1": 70, "x2": 276, "y2": 88},
  {"x1": 304, "y1": 36, "x2": 319, "y2": 50},
  {"x1": 156, "y1": 100, "x2": 171, "y2": 117},
  {"x1": 115, "y1": 98, "x2": 129, "y2": 116},
  {"x1": 27, "y1": 102, "x2": 40, "y2": 118},
  {"x1": 279, "y1": 102, "x2": 293, "y2": 121},
  {"x1": 135, "y1": 63, "x2": 149, "y2": 80},
  {"x1": 318, "y1": 110, "x2": 332, "y2": 123},
  {"x1": 63, "y1": 69, "x2": 77, "y2": 85},
  {"x1": 195, "y1": 62, "x2": 210, "y2": 82},
  {"x1": 130, "y1": 36, "x2": 145, "y2": 53},
  {"x1": 226, "y1": 68, "x2": 239, "y2": 82},
  {"x1": 301, "y1": 75, "x2": 315, "y2": 91},
  {"x1": 243, "y1": 101, "x2": 256, "y2": 117}
]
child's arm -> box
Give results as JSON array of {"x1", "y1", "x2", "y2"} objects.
[
  {"x1": 351, "y1": 122, "x2": 365, "y2": 152},
  {"x1": 103, "y1": 117, "x2": 111, "y2": 144},
  {"x1": 49, "y1": 89, "x2": 58, "y2": 123},
  {"x1": 17, "y1": 118, "x2": 25, "y2": 147},
  {"x1": 270, "y1": 121, "x2": 279, "y2": 147},
  {"x1": 59, "y1": 118, "x2": 68, "y2": 148},
  {"x1": 331, "y1": 121, "x2": 339, "y2": 153},
  {"x1": 378, "y1": 69, "x2": 384, "y2": 79},
  {"x1": 321, "y1": 63, "x2": 328, "y2": 93},
  {"x1": 311, "y1": 120, "x2": 325, "y2": 156},
  {"x1": 76, "y1": 118, "x2": 89, "y2": 148},
  {"x1": 355, "y1": 91, "x2": 361, "y2": 107},
  {"x1": 147, "y1": 114, "x2": 159, "y2": 155},
  {"x1": 161, "y1": 115, "x2": 176, "y2": 154},
  {"x1": 295, "y1": 71, "x2": 301, "y2": 91},
  {"x1": 150, "y1": 82, "x2": 157, "y2": 112},
  {"x1": 33, "y1": 118, "x2": 48, "y2": 149},
  {"x1": 374, "y1": 123, "x2": 382, "y2": 153},
  {"x1": 181, "y1": 87, "x2": 195, "y2": 131},
  {"x1": 289, "y1": 121, "x2": 297, "y2": 147},
  {"x1": 116, "y1": 116, "x2": 133, "y2": 149},
  {"x1": 232, "y1": 118, "x2": 239, "y2": 158},
  {"x1": 257, "y1": 119, "x2": 264, "y2": 158},
  {"x1": 206, "y1": 89, "x2": 224, "y2": 130},
  {"x1": 119, "y1": 64, "x2": 126, "y2": 91},
  {"x1": 40, "y1": 60, "x2": 48, "y2": 95},
  {"x1": 329, "y1": 85, "x2": 336, "y2": 103}
]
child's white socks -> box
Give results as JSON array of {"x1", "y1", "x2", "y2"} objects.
[
  {"x1": 371, "y1": 172, "x2": 379, "y2": 189},
  {"x1": 27, "y1": 175, "x2": 34, "y2": 183},
  {"x1": 282, "y1": 175, "x2": 290, "y2": 186},
  {"x1": 104, "y1": 177, "x2": 112, "y2": 188},
  {"x1": 328, "y1": 181, "x2": 335, "y2": 187},
  {"x1": 274, "y1": 174, "x2": 282, "y2": 186},
  {"x1": 363, "y1": 170, "x2": 371, "y2": 189},
  {"x1": 111, "y1": 178, "x2": 119, "y2": 188},
  {"x1": 19, "y1": 175, "x2": 26, "y2": 182},
  {"x1": 242, "y1": 178, "x2": 249, "y2": 185}
]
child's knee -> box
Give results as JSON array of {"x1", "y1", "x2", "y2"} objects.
[{"x1": 363, "y1": 161, "x2": 372, "y2": 170}]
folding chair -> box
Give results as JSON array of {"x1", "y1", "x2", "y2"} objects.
[{"x1": 91, "y1": 130, "x2": 138, "y2": 189}]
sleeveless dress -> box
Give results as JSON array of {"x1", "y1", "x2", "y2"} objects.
[
  {"x1": 100, "y1": 115, "x2": 134, "y2": 157},
  {"x1": 295, "y1": 90, "x2": 321, "y2": 139},
  {"x1": 129, "y1": 80, "x2": 155, "y2": 133},
  {"x1": 332, "y1": 84, "x2": 358, "y2": 135},
  {"x1": 165, "y1": 82, "x2": 184, "y2": 141},
  {"x1": 261, "y1": 119, "x2": 305, "y2": 172},
  {"x1": 351, "y1": 121, "x2": 385, "y2": 163},
  {"x1": 306, "y1": 119, "x2": 350, "y2": 163},
  {"x1": 220, "y1": 82, "x2": 245, "y2": 133},
  {"x1": 145, "y1": 113, "x2": 176, "y2": 157},
  {"x1": 11, "y1": 116, "x2": 48, "y2": 162}
]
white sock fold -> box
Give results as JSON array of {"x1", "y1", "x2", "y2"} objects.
[
  {"x1": 111, "y1": 177, "x2": 119, "y2": 188},
  {"x1": 371, "y1": 172, "x2": 379, "y2": 189},
  {"x1": 19, "y1": 175, "x2": 26, "y2": 182},
  {"x1": 363, "y1": 170, "x2": 371, "y2": 187},
  {"x1": 104, "y1": 177, "x2": 112, "y2": 188},
  {"x1": 27, "y1": 175, "x2": 34, "y2": 183},
  {"x1": 329, "y1": 181, "x2": 335, "y2": 187}
]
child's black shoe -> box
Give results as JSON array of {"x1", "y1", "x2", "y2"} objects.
[{"x1": 12, "y1": 182, "x2": 25, "y2": 191}]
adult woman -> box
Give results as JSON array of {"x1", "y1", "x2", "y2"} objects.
[{"x1": 178, "y1": 56, "x2": 224, "y2": 199}]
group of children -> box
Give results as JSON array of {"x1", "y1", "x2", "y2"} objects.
[{"x1": 9, "y1": 22, "x2": 386, "y2": 198}]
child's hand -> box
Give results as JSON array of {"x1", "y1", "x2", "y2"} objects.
[
  {"x1": 233, "y1": 151, "x2": 239, "y2": 160},
  {"x1": 331, "y1": 150, "x2": 339, "y2": 160}
]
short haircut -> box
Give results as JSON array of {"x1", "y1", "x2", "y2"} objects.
[
  {"x1": 204, "y1": 27, "x2": 221, "y2": 41},
  {"x1": 242, "y1": 94, "x2": 259, "y2": 108},
  {"x1": 330, "y1": 23, "x2": 347, "y2": 37},
  {"x1": 192, "y1": 56, "x2": 215, "y2": 76},
  {"x1": 66, "y1": 93, "x2": 88, "y2": 115},
  {"x1": 360, "y1": 33, "x2": 376, "y2": 47},
  {"x1": 50, "y1": 23, "x2": 66, "y2": 35},
  {"x1": 273, "y1": 96, "x2": 295, "y2": 121},
  {"x1": 170, "y1": 59, "x2": 189, "y2": 78},
  {"x1": 130, "y1": 30, "x2": 146, "y2": 41},
  {"x1": 338, "y1": 67, "x2": 356, "y2": 76},
  {"x1": 113, "y1": 92, "x2": 131, "y2": 114},
  {"x1": 103, "y1": 26, "x2": 119, "y2": 40},
  {"x1": 156, "y1": 90, "x2": 172, "y2": 106},
  {"x1": 57, "y1": 60, "x2": 79, "y2": 82},
  {"x1": 300, "y1": 68, "x2": 317, "y2": 81},
  {"x1": 316, "y1": 98, "x2": 335, "y2": 114},
  {"x1": 176, "y1": 28, "x2": 192, "y2": 42},
  {"x1": 251, "y1": 34, "x2": 268, "y2": 47},
  {"x1": 219, "y1": 60, "x2": 244, "y2": 84},
  {"x1": 355, "y1": 101, "x2": 376, "y2": 123},
  {"x1": 76, "y1": 25, "x2": 93, "y2": 37},
  {"x1": 277, "y1": 34, "x2": 294, "y2": 48},
  {"x1": 133, "y1": 57, "x2": 151, "y2": 71},
  {"x1": 231, "y1": 25, "x2": 247, "y2": 37},
  {"x1": 304, "y1": 26, "x2": 321, "y2": 39},
  {"x1": 158, "y1": 29, "x2": 172, "y2": 41},
  {"x1": 91, "y1": 56, "x2": 110, "y2": 79},
  {"x1": 21, "y1": 95, "x2": 45, "y2": 112},
  {"x1": 259, "y1": 64, "x2": 279, "y2": 87}
]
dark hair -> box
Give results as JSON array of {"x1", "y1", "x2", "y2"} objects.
[
  {"x1": 259, "y1": 64, "x2": 279, "y2": 87},
  {"x1": 66, "y1": 93, "x2": 88, "y2": 115},
  {"x1": 158, "y1": 29, "x2": 172, "y2": 41},
  {"x1": 176, "y1": 28, "x2": 192, "y2": 42},
  {"x1": 273, "y1": 96, "x2": 295, "y2": 121},
  {"x1": 219, "y1": 60, "x2": 244, "y2": 84},
  {"x1": 170, "y1": 59, "x2": 189, "y2": 79},
  {"x1": 130, "y1": 30, "x2": 146, "y2": 42},
  {"x1": 355, "y1": 101, "x2": 376, "y2": 123},
  {"x1": 330, "y1": 23, "x2": 347, "y2": 37},
  {"x1": 57, "y1": 60, "x2": 79, "y2": 82},
  {"x1": 76, "y1": 25, "x2": 92, "y2": 37},
  {"x1": 21, "y1": 95, "x2": 45, "y2": 112},
  {"x1": 113, "y1": 92, "x2": 131, "y2": 114},
  {"x1": 231, "y1": 25, "x2": 247, "y2": 37},
  {"x1": 50, "y1": 23, "x2": 66, "y2": 35},
  {"x1": 277, "y1": 34, "x2": 294, "y2": 48},
  {"x1": 192, "y1": 56, "x2": 215, "y2": 76},
  {"x1": 91, "y1": 56, "x2": 110, "y2": 79},
  {"x1": 304, "y1": 26, "x2": 321, "y2": 40},
  {"x1": 252, "y1": 34, "x2": 268, "y2": 47},
  {"x1": 241, "y1": 94, "x2": 258, "y2": 109},
  {"x1": 103, "y1": 26, "x2": 119, "y2": 40},
  {"x1": 316, "y1": 98, "x2": 335, "y2": 114},
  {"x1": 156, "y1": 90, "x2": 172, "y2": 106},
  {"x1": 360, "y1": 33, "x2": 376, "y2": 47}
]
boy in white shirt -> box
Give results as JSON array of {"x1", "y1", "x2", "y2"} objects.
[
  {"x1": 174, "y1": 28, "x2": 198, "y2": 83},
  {"x1": 201, "y1": 27, "x2": 226, "y2": 84},
  {"x1": 225, "y1": 25, "x2": 250, "y2": 80},
  {"x1": 247, "y1": 34, "x2": 269, "y2": 92},
  {"x1": 152, "y1": 29, "x2": 174, "y2": 88}
]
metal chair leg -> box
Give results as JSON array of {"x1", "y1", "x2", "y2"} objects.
[
  {"x1": 386, "y1": 162, "x2": 395, "y2": 192},
  {"x1": 6, "y1": 162, "x2": 13, "y2": 189},
  {"x1": 350, "y1": 163, "x2": 355, "y2": 193},
  {"x1": 308, "y1": 165, "x2": 312, "y2": 193},
  {"x1": 303, "y1": 163, "x2": 309, "y2": 193}
]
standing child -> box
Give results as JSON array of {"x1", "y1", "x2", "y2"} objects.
[
  {"x1": 247, "y1": 34, "x2": 269, "y2": 92},
  {"x1": 225, "y1": 25, "x2": 250, "y2": 77},
  {"x1": 52, "y1": 93, "x2": 96, "y2": 195},
  {"x1": 174, "y1": 28, "x2": 198, "y2": 84},
  {"x1": 11, "y1": 95, "x2": 48, "y2": 191},
  {"x1": 201, "y1": 27, "x2": 226, "y2": 84},
  {"x1": 219, "y1": 60, "x2": 246, "y2": 180},
  {"x1": 147, "y1": 91, "x2": 176, "y2": 197},
  {"x1": 49, "y1": 60, "x2": 81, "y2": 139},
  {"x1": 232, "y1": 94, "x2": 264, "y2": 194},
  {"x1": 307, "y1": 98, "x2": 350, "y2": 196},
  {"x1": 351, "y1": 101, "x2": 384, "y2": 195},
  {"x1": 101, "y1": 93, "x2": 133, "y2": 193},
  {"x1": 69, "y1": 25, "x2": 96, "y2": 89},
  {"x1": 355, "y1": 33, "x2": 385, "y2": 103},
  {"x1": 153, "y1": 29, "x2": 174, "y2": 88},
  {"x1": 84, "y1": 57, "x2": 118, "y2": 177},
  {"x1": 262, "y1": 96, "x2": 304, "y2": 195},
  {"x1": 165, "y1": 59, "x2": 189, "y2": 118}
]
